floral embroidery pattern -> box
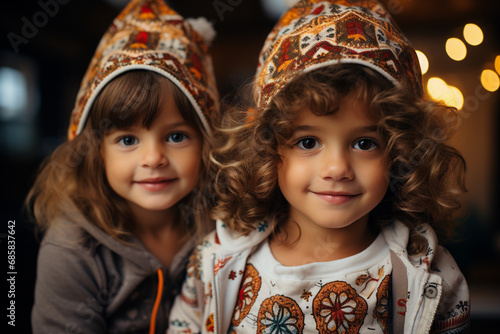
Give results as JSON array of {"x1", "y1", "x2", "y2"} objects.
[
  {"x1": 456, "y1": 300, "x2": 469, "y2": 314},
  {"x1": 205, "y1": 313, "x2": 214, "y2": 333},
  {"x1": 169, "y1": 319, "x2": 191, "y2": 333},
  {"x1": 186, "y1": 245, "x2": 202, "y2": 279},
  {"x1": 356, "y1": 266, "x2": 385, "y2": 299},
  {"x1": 204, "y1": 281, "x2": 212, "y2": 304},
  {"x1": 300, "y1": 290, "x2": 313, "y2": 302},
  {"x1": 313, "y1": 281, "x2": 367, "y2": 333},
  {"x1": 257, "y1": 295, "x2": 304, "y2": 334},
  {"x1": 432, "y1": 299, "x2": 470, "y2": 333},
  {"x1": 214, "y1": 256, "x2": 232, "y2": 276},
  {"x1": 232, "y1": 264, "x2": 262, "y2": 326},
  {"x1": 258, "y1": 222, "x2": 269, "y2": 232},
  {"x1": 373, "y1": 275, "x2": 390, "y2": 332}
]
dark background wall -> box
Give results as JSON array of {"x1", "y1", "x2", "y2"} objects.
[{"x1": 1, "y1": 0, "x2": 500, "y2": 332}]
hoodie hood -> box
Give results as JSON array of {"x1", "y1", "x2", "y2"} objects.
[
  {"x1": 255, "y1": 0, "x2": 423, "y2": 110},
  {"x1": 68, "y1": 0, "x2": 218, "y2": 140}
]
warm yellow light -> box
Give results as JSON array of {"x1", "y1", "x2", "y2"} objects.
[
  {"x1": 427, "y1": 78, "x2": 464, "y2": 109},
  {"x1": 495, "y1": 55, "x2": 500, "y2": 75},
  {"x1": 415, "y1": 50, "x2": 429, "y2": 74},
  {"x1": 445, "y1": 38, "x2": 467, "y2": 61},
  {"x1": 463, "y1": 23, "x2": 484, "y2": 46},
  {"x1": 447, "y1": 86, "x2": 464, "y2": 110},
  {"x1": 427, "y1": 77, "x2": 448, "y2": 100},
  {"x1": 481, "y1": 69, "x2": 500, "y2": 92}
]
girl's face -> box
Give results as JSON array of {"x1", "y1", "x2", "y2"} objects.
[
  {"x1": 277, "y1": 95, "x2": 389, "y2": 235},
  {"x1": 101, "y1": 99, "x2": 202, "y2": 216}
]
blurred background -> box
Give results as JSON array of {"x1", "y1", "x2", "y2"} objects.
[{"x1": 1, "y1": 0, "x2": 499, "y2": 332}]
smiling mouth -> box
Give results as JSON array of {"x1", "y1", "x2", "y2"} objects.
[
  {"x1": 312, "y1": 192, "x2": 360, "y2": 205},
  {"x1": 134, "y1": 178, "x2": 176, "y2": 191}
]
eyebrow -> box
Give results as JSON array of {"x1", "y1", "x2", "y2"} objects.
[
  {"x1": 167, "y1": 121, "x2": 189, "y2": 128},
  {"x1": 293, "y1": 124, "x2": 379, "y2": 133},
  {"x1": 159, "y1": 120, "x2": 195, "y2": 131},
  {"x1": 359, "y1": 125, "x2": 379, "y2": 133},
  {"x1": 112, "y1": 120, "x2": 191, "y2": 132},
  {"x1": 293, "y1": 125, "x2": 318, "y2": 133}
]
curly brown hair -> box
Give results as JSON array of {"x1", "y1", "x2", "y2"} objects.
[
  {"x1": 212, "y1": 64, "x2": 466, "y2": 242},
  {"x1": 26, "y1": 70, "x2": 216, "y2": 242}
]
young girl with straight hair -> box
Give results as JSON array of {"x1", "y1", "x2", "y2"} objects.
[
  {"x1": 27, "y1": 0, "x2": 218, "y2": 333},
  {"x1": 169, "y1": 1, "x2": 470, "y2": 333}
]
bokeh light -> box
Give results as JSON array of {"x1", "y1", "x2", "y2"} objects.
[
  {"x1": 415, "y1": 50, "x2": 429, "y2": 74},
  {"x1": 445, "y1": 38, "x2": 467, "y2": 61},
  {"x1": 447, "y1": 86, "x2": 464, "y2": 110},
  {"x1": 495, "y1": 55, "x2": 500, "y2": 75},
  {"x1": 427, "y1": 77, "x2": 464, "y2": 109},
  {"x1": 463, "y1": 23, "x2": 484, "y2": 46},
  {"x1": 427, "y1": 77, "x2": 448, "y2": 99},
  {"x1": 481, "y1": 69, "x2": 500, "y2": 92}
]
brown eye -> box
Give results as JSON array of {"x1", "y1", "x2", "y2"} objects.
[
  {"x1": 354, "y1": 139, "x2": 377, "y2": 151},
  {"x1": 297, "y1": 138, "x2": 320, "y2": 150}
]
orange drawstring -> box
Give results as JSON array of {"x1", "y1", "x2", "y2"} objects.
[{"x1": 149, "y1": 268, "x2": 164, "y2": 334}]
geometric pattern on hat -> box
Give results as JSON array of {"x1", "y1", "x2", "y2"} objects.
[
  {"x1": 255, "y1": 0, "x2": 422, "y2": 110},
  {"x1": 68, "y1": 0, "x2": 218, "y2": 140}
]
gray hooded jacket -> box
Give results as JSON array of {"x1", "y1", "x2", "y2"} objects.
[{"x1": 32, "y1": 208, "x2": 192, "y2": 334}]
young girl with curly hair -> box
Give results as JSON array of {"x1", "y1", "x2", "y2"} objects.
[
  {"x1": 26, "y1": 0, "x2": 218, "y2": 333},
  {"x1": 168, "y1": 1, "x2": 470, "y2": 333}
]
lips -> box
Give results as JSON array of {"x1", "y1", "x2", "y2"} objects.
[
  {"x1": 134, "y1": 177, "x2": 176, "y2": 191},
  {"x1": 311, "y1": 191, "x2": 360, "y2": 205}
]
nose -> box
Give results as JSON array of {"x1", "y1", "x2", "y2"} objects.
[
  {"x1": 141, "y1": 141, "x2": 168, "y2": 168},
  {"x1": 320, "y1": 148, "x2": 354, "y2": 181}
]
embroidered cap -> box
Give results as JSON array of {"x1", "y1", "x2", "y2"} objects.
[
  {"x1": 67, "y1": 0, "x2": 218, "y2": 140},
  {"x1": 255, "y1": 0, "x2": 423, "y2": 109}
]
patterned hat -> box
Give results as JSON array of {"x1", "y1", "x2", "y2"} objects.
[
  {"x1": 67, "y1": 0, "x2": 218, "y2": 140},
  {"x1": 255, "y1": 0, "x2": 423, "y2": 109}
]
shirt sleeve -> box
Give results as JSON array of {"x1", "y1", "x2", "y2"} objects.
[{"x1": 32, "y1": 241, "x2": 108, "y2": 334}]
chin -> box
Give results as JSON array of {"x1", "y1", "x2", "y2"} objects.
[{"x1": 137, "y1": 203, "x2": 176, "y2": 212}]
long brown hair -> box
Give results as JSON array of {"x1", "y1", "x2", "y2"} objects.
[
  {"x1": 212, "y1": 64, "x2": 466, "y2": 242},
  {"x1": 26, "y1": 70, "x2": 215, "y2": 242}
]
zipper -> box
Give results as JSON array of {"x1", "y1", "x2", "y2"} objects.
[
  {"x1": 149, "y1": 268, "x2": 164, "y2": 334},
  {"x1": 211, "y1": 254, "x2": 219, "y2": 334},
  {"x1": 421, "y1": 280, "x2": 442, "y2": 334}
]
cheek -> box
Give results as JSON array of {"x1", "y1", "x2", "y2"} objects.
[
  {"x1": 277, "y1": 164, "x2": 286, "y2": 192},
  {"x1": 102, "y1": 154, "x2": 113, "y2": 181},
  {"x1": 180, "y1": 149, "x2": 203, "y2": 184},
  {"x1": 190, "y1": 160, "x2": 202, "y2": 185},
  {"x1": 277, "y1": 157, "x2": 303, "y2": 194},
  {"x1": 361, "y1": 161, "x2": 389, "y2": 194},
  {"x1": 374, "y1": 174, "x2": 389, "y2": 197},
  {"x1": 104, "y1": 160, "x2": 125, "y2": 190},
  {"x1": 102, "y1": 151, "x2": 132, "y2": 186},
  {"x1": 104, "y1": 154, "x2": 120, "y2": 173}
]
